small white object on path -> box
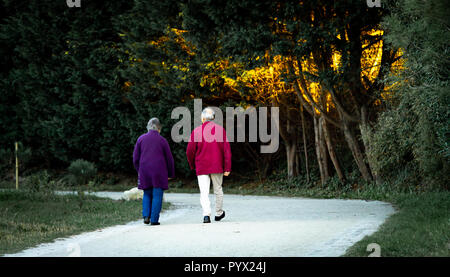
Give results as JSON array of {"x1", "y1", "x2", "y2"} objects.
[
  {"x1": 3, "y1": 192, "x2": 395, "y2": 257},
  {"x1": 122, "y1": 187, "x2": 143, "y2": 201}
]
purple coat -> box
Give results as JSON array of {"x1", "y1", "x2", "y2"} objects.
[{"x1": 133, "y1": 130, "x2": 175, "y2": 190}]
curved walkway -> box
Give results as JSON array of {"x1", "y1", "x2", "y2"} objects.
[{"x1": 4, "y1": 192, "x2": 395, "y2": 257}]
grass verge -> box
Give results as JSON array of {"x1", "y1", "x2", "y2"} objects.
[
  {"x1": 343, "y1": 192, "x2": 450, "y2": 257},
  {"x1": 0, "y1": 189, "x2": 169, "y2": 256}
]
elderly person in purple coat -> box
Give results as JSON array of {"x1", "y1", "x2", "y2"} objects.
[{"x1": 133, "y1": 118, "x2": 175, "y2": 225}]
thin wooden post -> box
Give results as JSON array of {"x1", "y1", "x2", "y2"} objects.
[{"x1": 15, "y1": 142, "x2": 19, "y2": 190}]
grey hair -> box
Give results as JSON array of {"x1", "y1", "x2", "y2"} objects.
[
  {"x1": 201, "y1": 107, "x2": 215, "y2": 121},
  {"x1": 147, "y1": 117, "x2": 162, "y2": 131}
]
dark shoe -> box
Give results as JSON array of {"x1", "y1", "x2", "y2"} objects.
[
  {"x1": 203, "y1": 216, "x2": 211, "y2": 223},
  {"x1": 215, "y1": 211, "x2": 225, "y2": 221},
  {"x1": 151, "y1": 222, "x2": 160, "y2": 226},
  {"x1": 144, "y1": 217, "x2": 150, "y2": 224}
]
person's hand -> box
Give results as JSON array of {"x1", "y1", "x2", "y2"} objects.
[
  {"x1": 168, "y1": 177, "x2": 173, "y2": 180},
  {"x1": 224, "y1": 172, "x2": 230, "y2": 177}
]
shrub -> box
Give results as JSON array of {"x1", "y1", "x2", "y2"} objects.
[
  {"x1": 22, "y1": 170, "x2": 57, "y2": 195},
  {"x1": 67, "y1": 159, "x2": 97, "y2": 186},
  {"x1": 366, "y1": 0, "x2": 450, "y2": 189}
]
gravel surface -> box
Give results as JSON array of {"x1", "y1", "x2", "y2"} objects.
[{"x1": 3, "y1": 192, "x2": 395, "y2": 257}]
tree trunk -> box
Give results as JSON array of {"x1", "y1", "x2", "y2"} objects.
[
  {"x1": 300, "y1": 105, "x2": 310, "y2": 182},
  {"x1": 313, "y1": 117, "x2": 323, "y2": 182},
  {"x1": 318, "y1": 117, "x2": 330, "y2": 180},
  {"x1": 342, "y1": 118, "x2": 373, "y2": 182},
  {"x1": 286, "y1": 141, "x2": 299, "y2": 178},
  {"x1": 314, "y1": 116, "x2": 329, "y2": 184},
  {"x1": 260, "y1": 154, "x2": 272, "y2": 180},
  {"x1": 281, "y1": 113, "x2": 300, "y2": 179},
  {"x1": 358, "y1": 105, "x2": 378, "y2": 183},
  {"x1": 322, "y1": 118, "x2": 346, "y2": 183}
]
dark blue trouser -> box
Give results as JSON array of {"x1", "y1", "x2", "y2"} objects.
[{"x1": 142, "y1": 187, "x2": 164, "y2": 223}]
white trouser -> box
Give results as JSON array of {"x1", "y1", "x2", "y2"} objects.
[{"x1": 197, "y1": 173, "x2": 224, "y2": 217}]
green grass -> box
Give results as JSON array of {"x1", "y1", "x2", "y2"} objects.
[
  {"x1": 58, "y1": 183, "x2": 134, "y2": 192},
  {"x1": 343, "y1": 192, "x2": 450, "y2": 257},
  {"x1": 0, "y1": 178, "x2": 134, "y2": 192},
  {"x1": 0, "y1": 189, "x2": 169, "y2": 256}
]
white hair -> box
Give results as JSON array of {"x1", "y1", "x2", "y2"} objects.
[
  {"x1": 201, "y1": 107, "x2": 215, "y2": 121},
  {"x1": 147, "y1": 117, "x2": 161, "y2": 131}
]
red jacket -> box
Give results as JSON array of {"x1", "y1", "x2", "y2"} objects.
[{"x1": 186, "y1": 121, "x2": 232, "y2": 176}]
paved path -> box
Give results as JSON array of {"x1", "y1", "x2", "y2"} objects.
[{"x1": 4, "y1": 192, "x2": 395, "y2": 257}]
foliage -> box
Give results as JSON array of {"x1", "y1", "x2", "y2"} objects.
[
  {"x1": 366, "y1": 0, "x2": 450, "y2": 188},
  {"x1": 178, "y1": 0, "x2": 399, "y2": 182},
  {"x1": 67, "y1": 159, "x2": 98, "y2": 186},
  {"x1": 0, "y1": 0, "x2": 447, "y2": 191},
  {"x1": 113, "y1": 0, "x2": 203, "y2": 177},
  {"x1": 21, "y1": 170, "x2": 58, "y2": 196},
  {"x1": 0, "y1": 0, "x2": 134, "y2": 171}
]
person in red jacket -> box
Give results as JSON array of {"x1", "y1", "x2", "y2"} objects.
[{"x1": 186, "y1": 107, "x2": 232, "y2": 223}]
